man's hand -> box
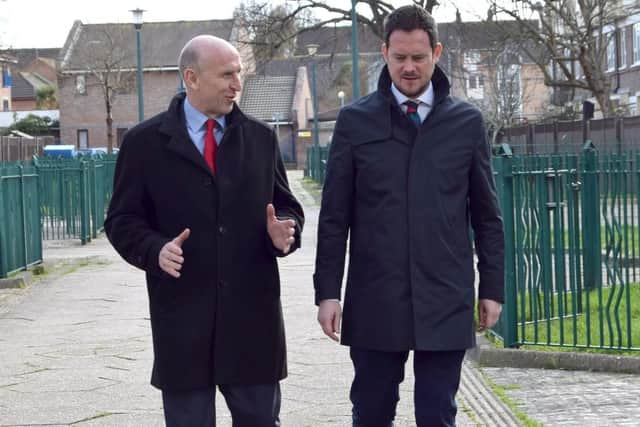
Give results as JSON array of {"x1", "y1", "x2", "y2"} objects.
[
  {"x1": 477, "y1": 299, "x2": 502, "y2": 331},
  {"x1": 318, "y1": 300, "x2": 342, "y2": 342},
  {"x1": 158, "y1": 228, "x2": 190, "y2": 278},
  {"x1": 266, "y1": 203, "x2": 296, "y2": 254}
]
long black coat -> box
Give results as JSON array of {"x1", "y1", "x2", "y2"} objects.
[
  {"x1": 314, "y1": 66, "x2": 504, "y2": 352},
  {"x1": 105, "y1": 93, "x2": 304, "y2": 391}
]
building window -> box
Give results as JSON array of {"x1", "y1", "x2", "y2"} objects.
[
  {"x1": 464, "y1": 51, "x2": 481, "y2": 64},
  {"x1": 621, "y1": 28, "x2": 628, "y2": 68},
  {"x1": 1, "y1": 66, "x2": 11, "y2": 87},
  {"x1": 2, "y1": 98, "x2": 8, "y2": 111},
  {"x1": 77, "y1": 129, "x2": 89, "y2": 149},
  {"x1": 633, "y1": 23, "x2": 640, "y2": 63},
  {"x1": 607, "y1": 33, "x2": 616, "y2": 71},
  {"x1": 467, "y1": 75, "x2": 484, "y2": 89},
  {"x1": 75, "y1": 75, "x2": 86, "y2": 95}
]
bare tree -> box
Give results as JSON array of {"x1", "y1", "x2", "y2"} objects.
[
  {"x1": 489, "y1": 0, "x2": 639, "y2": 117},
  {"x1": 71, "y1": 26, "x2": 135, "y2": 153},
  {"x1": 481, "y1": 50, "x2": 534, "y2": 145},
  {"x1": 235, "y1": 0, "x2": 440, "y2": 61}
]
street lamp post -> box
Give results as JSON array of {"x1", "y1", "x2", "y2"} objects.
[
  {"x1": 131, "y1": 8, "x2": 145, "y2": 122},
  {"x1": 307, "y1": 44, "x2": 320, "y2": 181},
  {"x1": 351, "y1": 0, "x2": 360, "y2": 100},
  {"x1": 338, "y1": 90, "x2": 345, "y2": 108}
]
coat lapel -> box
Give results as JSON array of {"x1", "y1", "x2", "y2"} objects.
[{"x1": 158, "y1": 93, "x2": 216, "y2": 178}]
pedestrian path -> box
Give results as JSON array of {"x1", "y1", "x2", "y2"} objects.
[{"x1": 0, "y1": 169, "x2": 511, "y2": 426}]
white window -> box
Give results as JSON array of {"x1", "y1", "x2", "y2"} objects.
[
  {"x1": 77, "y1": 129, "x2": 88, "y2": 149},
  {"x1": 633, "y1": 23, "x2": 640, "y2": 63},
  {"x1": 75, "y1": 75, "x2": 86, "y2": 95},
  {"x1": 607, "y1": 34, "x2": 616, "y2": 71},
  {"x1": 629, "y1": 95, "x2": 637, "y2": 115},
  {"x1": 467, "y1": 75, "x2": 485, "y2": 89},
  {"x1": 464, "y1": 51, "x2": 481, "y2": 64},
  {"x1": 620, "y1": 28, "x2": 628, "y2": 68}
]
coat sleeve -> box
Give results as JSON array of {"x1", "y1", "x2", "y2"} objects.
[
  {"x1": 313, "y1": 111, "x2": 354, "y2": 305},
  {"x1": 267, "y1": 128, "x2": 305, "y2": 257},
  {"x1": 469, "y1": 118, "x2": 505, "y2": 303},
  {"x1": 104, "y1": 132, "x2": 169, "y2": 277}
]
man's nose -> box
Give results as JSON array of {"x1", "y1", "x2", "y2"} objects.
[
  {"x1": 404, "y1": 60, "x2": 417, "y2": 72},
  {"x1": 231, "y1": 75, "x2": 242, "y2": 92}
]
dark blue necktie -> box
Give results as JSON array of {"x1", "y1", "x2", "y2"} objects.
[{"x1": 404, "y1": 100, "x2": 421, "y2": 126}]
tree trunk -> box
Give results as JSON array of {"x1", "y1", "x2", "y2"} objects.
[{"x1": 106, "y1": 110, "x2": 113, "y2": 154}]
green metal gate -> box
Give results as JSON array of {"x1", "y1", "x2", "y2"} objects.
[
  {"x1": 494, "y1": 143, "x2": 640, "y2": 351},
  {"x1": 0, "y1": 162, "x2": 42, "y2": 278}
]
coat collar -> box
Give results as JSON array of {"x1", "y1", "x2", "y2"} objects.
[
  {"x1": 377, "y1": 64, "x2": 450, "y2": 108},
  {"x1": 158, "y1": 92, "x2": 247, "y2": 177},
  {"x1": 347, "y1": 65, "x2": 451, "y2": 146}
]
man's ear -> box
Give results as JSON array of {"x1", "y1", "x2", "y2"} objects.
[
  {"x1": 183, "y1": 68, "x2": 197, "y2": 90},
  {"x1": 433, "y1": 42, "x2": 443, "y2": 64},
  {"x1": 381, "y1": 42, "x2": 389, "y2": 63}
]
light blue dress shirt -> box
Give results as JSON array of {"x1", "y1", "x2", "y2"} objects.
[
  {"x1": 391, "y1": 82, "x2": 434, "y2": 123},
  {"x1": 183, "y1": 97, "x2": 226, "y2": 154}
]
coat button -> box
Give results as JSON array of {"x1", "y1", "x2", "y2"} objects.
[{"x1": 218, "y1": 226, "x2": 226, "y2": 235}]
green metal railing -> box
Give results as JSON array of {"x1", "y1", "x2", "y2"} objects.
[
  {"x1": 494, "y1": 143, "x2": 640, "y2": 351},
  {"x1": 305, "y1": 145, "x2": 330, "y2": 184},
  {"x1": 36, "y1": 155, "x2": 117, "y2": 243},
  {"x1": 0, "y1": 155, "x2": 117, "y2": 278},
  {"x1": 0, "y1": 162, "x2": 42, "y2": 278}
]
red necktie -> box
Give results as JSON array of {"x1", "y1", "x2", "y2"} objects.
[{"x1": 204, "y1": 118, "x2": 217, "y2": 174}]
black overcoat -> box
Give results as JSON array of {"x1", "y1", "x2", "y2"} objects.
[
  {"x1": 314, "y1": 66, "x2": 504, "y2": 351},
  {"x1": 105, "y1": 93, "x2": 304, "y2": 391}
]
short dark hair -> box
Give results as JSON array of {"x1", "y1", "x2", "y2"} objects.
[{"x1": 383, "y1": 5, "x2": 438, "y2": 49}]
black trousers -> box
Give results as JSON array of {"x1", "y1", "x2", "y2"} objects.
[
  {"x1": 349, "y1": 347, "x2": 465, "y2": 427},
  {"x1": 162, "y1": 383, "x2": 281, "y2": 427}
]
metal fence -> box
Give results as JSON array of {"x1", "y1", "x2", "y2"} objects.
[
  {"x1": 0, "y1": 155, "x2": 117, "y2": 278},
  {"x1": 307, "y1": 141, "x2": 640, "y2": 352},
  {"x1": 304, "y1": 145, "x2": 330, "y2": 184},
  {"x1": 493, "y1": 143, "x2": 640, "y2": 351},
  {"x1": 36, "y1": 155, "x2": 117, "y2": 243},
  {"x1": 502, "y1": 116, "x2": 640, "y2": 155},
  {"x1": 0, "y1": 162, "x2": 42, "y2": 278}
]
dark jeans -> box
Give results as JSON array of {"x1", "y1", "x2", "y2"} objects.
[
  {"x1": 162, "y1": 383, "x2": 281, "y2": 427},
  {"x1": 349, "y1": 347, "x2": 465, "y2": 427}
]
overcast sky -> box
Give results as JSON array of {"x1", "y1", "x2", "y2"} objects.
[{"x1": 0, "y1": 0, "x2": 489, "y2": 49}]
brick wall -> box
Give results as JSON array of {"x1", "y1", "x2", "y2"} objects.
[{"x1": 11, "y1": 99, "x2": 36, "y2": 111}]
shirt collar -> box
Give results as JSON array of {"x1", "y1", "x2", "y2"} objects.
[
  {"x1": 391, "y1": 82, "x2": 434, "y2": 109},
  {"x1": 183, "y1": 97, "x2": 226, "y2": 132}
]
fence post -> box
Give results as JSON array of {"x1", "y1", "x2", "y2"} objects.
[
  {"x1": 0, "y1": 171, "x2": 7, "y2": 278},
  {"x1": 581, "y1": 140, "x2": 601, "y2": 290},
  {"x1": 79, "y1": 161, "x2": 90, "y2": 244},
  {"x1": 492, "y1": 143, "x2": 518, "y2": 347},
  {"x1": 18, "y1": 164, "x2": 29, "y2": 267},
  {"x1": 90, "y1": 160, "x2": 98, "y2": 238}
]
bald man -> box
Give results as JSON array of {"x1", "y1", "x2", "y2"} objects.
[{"x1": 105, "y1": 35, "x2": 304, "y2": 426}]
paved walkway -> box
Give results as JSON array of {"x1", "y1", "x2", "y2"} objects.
[
  {"x1": 0, "y1": 170, "x2": 480, "y2": 426},
  {"x1": 4, "y1": 170, "x2": 638, "y2": 426}
]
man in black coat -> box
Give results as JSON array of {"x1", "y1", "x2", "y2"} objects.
[
  {"x1": 105, "y1": 35, "x2": 304, "y2": 426},
  {"x1": 314, "y1": 5, "x2": 504, "y2": 427}
]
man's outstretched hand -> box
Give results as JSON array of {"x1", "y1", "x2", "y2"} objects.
[
  {"x1": 266, "y1": 203, "x2": 296, "y2": 254},
  {"x1": 158, "y1": 228, "x2": 190, "y2": 278}
]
